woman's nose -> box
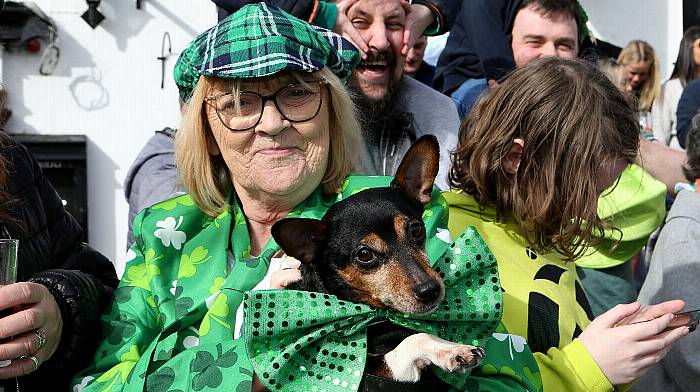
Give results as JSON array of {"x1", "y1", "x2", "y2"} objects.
[{"x1": 255, "y1": 101, "x2": 289, "y2": 135}]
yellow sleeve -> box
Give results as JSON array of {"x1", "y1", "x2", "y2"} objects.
[{"x1": 534, "y1": 338, "x2": 613, "y2": 392}]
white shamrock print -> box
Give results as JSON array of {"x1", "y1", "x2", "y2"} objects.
[
  {"x1": 170, "y1": 280, "x2": 178, "y2": 296},
  {"x1": 154, "y1": 216, "x2": 186, "y2": 250},
  {"x1": 493, "y1": 333, "x2": 527, "y2": 360},
  {"x1": 73, "y1": 376, "x2": 94, "y2": 392},
  {"x1": 436, "y1": 227, "x2": 451, "y2": 243}
]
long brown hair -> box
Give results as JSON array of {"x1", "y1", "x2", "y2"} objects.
[
  {"x1": 449, "y1": 57, "x2": 639, "y2": 261},
  {"x1": 0, "y1": 86, "x2": 16, "y2": 226}
]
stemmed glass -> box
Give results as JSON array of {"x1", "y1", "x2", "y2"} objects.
[{"x1": 0, "y1": 239, "x2": 18, "y2": 367}]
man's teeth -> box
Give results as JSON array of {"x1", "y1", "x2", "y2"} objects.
[{"x1": 361, "y1": 60, "x2": 387, "y2": 66}]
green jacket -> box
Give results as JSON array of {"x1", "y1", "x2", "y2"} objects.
[{"x1": 72, "y1": 175, "x2": 542, "y2": 392}]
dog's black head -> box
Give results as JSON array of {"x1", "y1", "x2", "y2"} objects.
[{"x1": 272, "y1": 135, "x2": 445, "y2": 315}]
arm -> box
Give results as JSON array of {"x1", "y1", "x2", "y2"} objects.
[
  {"x1": 213, "y1": 0, "x2": 318, "y2": 20},
  {"x1": 22, "y1": 143, "x2": 118, "y2": 374},
  {"x1": 411, "y1": 0, "x2": 461, "y2": 35},
  {"x1": 636, "y1": 137, "x2": 687, "y2": 195},
  {"x1": 675, "y1": 81, "x2": 700, "y2": 148},
  {"x1": 463, "y1": 0, "x2": 515, "y2": 81}
]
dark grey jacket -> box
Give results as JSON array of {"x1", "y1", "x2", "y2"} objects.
[
  {"x1": 634, "y1": 190, "x2": 700, "y2": 392},
  {"x1": 123, "y1": 128, "x2": 184, "y2": 250}
]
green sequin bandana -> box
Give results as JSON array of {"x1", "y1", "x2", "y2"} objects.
[{"x1": 244, "y1": 227, "x2": 502, "y2": 391}]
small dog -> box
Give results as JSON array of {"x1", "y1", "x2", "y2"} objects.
[{"x1": 271, "y1": 135, "x2": 485, "y2": 388}]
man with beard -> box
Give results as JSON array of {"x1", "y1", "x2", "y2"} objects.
[{"x1": 348, "y1": 0, "x2": 459, "y2": 189}]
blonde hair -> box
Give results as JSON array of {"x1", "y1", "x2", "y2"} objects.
[
  {"x1": 176, "y1": 68, "x2": 361, "y2": 217},
  {"x1": 617, "y1": 40, "x2": 660, "y2": 112},
  {"x1": 450, "y1": 58, "x2": 639, "y2": 261}
]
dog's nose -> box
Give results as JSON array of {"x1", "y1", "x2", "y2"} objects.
[{"x1": 414, "y1": 279, "x2": 441, "y2": 303}]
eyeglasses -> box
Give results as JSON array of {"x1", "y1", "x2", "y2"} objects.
[{"x1": 204, "y1": 80, "x2": 326, "y2": 131}]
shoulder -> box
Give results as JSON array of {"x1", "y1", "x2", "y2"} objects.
[
  {"x1": 400, "y1": 77, "x2": 459, "y2": 129},
  {"x1": 132, "y1": 194, "x2": 210, "y2": 244},
  {"x1": 401, "y1": 76, "x2": 454, "y2": 106}
]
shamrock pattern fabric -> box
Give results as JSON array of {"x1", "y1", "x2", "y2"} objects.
[{"x1": 71, "y1": 175, "x2": 542, "y2": 391}]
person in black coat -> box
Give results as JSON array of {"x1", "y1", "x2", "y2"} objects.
[{"x1": 0, "y1": 131, "x2": 118, "y2": 391}]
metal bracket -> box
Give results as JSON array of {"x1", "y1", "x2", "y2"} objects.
[{"x1": 157, "y1": 32, "x2": 172, "y2": 89}]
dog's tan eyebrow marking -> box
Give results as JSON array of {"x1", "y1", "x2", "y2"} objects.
[
  {"x1": 393, "y1": 215, "x2": 408, "y2": 242},
  {"x1": 362, "y1": 233, "x2": 388, "y2": 254}
]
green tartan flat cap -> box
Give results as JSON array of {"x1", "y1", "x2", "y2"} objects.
[{"x1": 174, "y1": 3, "x2": 360, "y2": 102}]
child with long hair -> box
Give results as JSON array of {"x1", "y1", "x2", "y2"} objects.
[{"x1": 447, "y1": 57, "x2": 688, "y2": 392}]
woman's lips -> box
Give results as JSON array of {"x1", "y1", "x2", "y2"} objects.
[{"x1": 258, "y1": 147, "x2": 296, "y2": 155}]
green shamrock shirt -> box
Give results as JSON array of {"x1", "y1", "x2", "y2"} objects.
[{"x1": 71, "y1": 175, "x2": 542, "y2": 391}]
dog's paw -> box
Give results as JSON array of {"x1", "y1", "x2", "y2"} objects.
[{"x1": 433, "y1": 345, "x2": 486, "y2": 373}]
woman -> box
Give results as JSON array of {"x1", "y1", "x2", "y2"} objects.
[
  {"x1": 653, "y1": 26, "x2": 700, "y2": 146},
  {"x1": 618, "y1": 40, "x2": 660, "y2": 116},
  {"x1": 72, "y1": 4, "x2": 538, "y2": 391},
  {"x1": 447, "y1": 57, "x2": 688, "y2": 392},
  {"x1": 0, "y1": 94, "x2": 118, "y2": 389}
]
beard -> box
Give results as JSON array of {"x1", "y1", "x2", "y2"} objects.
[{"x1": 349, "y1": 49, "x2": 406, "y2": 144}]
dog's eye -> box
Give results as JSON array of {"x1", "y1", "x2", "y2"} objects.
[
  {"x1": 410, "y1": 222, "x2": 425, "y2": 241},
  {"x1": 354, "y1": 246, "x2": 375, "y2": 264}
]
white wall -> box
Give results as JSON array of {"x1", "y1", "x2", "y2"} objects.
[
  {"x1": 3, "y1": 0, "x2": 216, "y2": 276},
  {"x1": 581, "y1": 0, "x2": 684, "y2": 80}
]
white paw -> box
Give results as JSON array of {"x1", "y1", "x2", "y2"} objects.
[{"x1": 432, "y1": 344, "x2": 486, "y2": 373}]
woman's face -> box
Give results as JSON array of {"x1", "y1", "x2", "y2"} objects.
[
  {"x1": 622, "y1": 61, "x2": 651, "y2": 90},
  {"x1": 205, "y1": 74, "x2": 330, "y2": 200},
  {"x1": 692, "y1": 38, "x2": 700, "y2": 68}
]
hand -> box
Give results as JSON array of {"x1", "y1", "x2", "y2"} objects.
[
  {"x1": 616, "y1": 299, "x2": 685, "y2": 326},
  {"x1": 578, "y1": 301, "x2": 689, "y2": 385},
  {"x1": 270, "y1": 258, "x2": 301, "y2": 289},
  {"x1": 487, "y1": 79, "x2": 499, "y2": 88},
  {"x1": 401, "y1": 3, "x2": 434, "y2": 56},
  {"x1": 334, "y1": 0, "x2": 369, "y2": 60},
  {"x1": 0, "y1": 282, "x2": 63, "y2": 379}
]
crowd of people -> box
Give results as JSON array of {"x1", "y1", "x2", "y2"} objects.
[{"x1": 1, "y1": 0, "x2": 700, "y2": 391}]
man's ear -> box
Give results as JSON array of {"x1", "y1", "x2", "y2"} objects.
[
  {"x1": 502, "y1": 138, "x2": 524, "y2": 175},
  {"x1": 391, "y1": 135, "x2": 440, "y2": 205},
  {"x1": 271, "y1": 218, "x2": 327, "y2": 264}
]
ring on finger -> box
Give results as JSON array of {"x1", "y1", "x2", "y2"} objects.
[
  {"x1": 18, "y1": 355, "x2": 40, "y2": 372},
  {"x1": 35, "y1": 330, "x2": 46, "y2": 350}
]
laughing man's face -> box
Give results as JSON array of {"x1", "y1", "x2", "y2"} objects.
[{"x1": 348, "y1": 0, "x2": 407, "y2": 102}]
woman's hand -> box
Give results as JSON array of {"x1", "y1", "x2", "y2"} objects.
[
  {"x1": 401, "y1": 3, "x2": 434, "y2": 56},
  {"x1": 0, "y1": 282, "x2": 63, "y2": 378},
  {"x1": 578, "y1": 301, "x2": 689, "y2": 385},
  {"x1": 270, "y1": 258, "x2": 302, "y2": 289},
  {"x1": 334, "y1": 0, "x2": 369, "y2": 60}
]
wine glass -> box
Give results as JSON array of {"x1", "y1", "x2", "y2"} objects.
[{"x1": 0, "y1": 239, "x2": 18, "y2": 368}]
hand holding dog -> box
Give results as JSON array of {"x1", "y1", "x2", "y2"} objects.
[
  {"x1": 270, "y1": 258, "x2": 301, "y2": 289},
  {"x1": 0, "y1": 282, "x2": 62, "y2": 378},
  {"x1": 578, "y1": 301, "x2": 689, "y2": 385}
]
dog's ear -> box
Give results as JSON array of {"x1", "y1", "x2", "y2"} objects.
[
  {"x1": 271, "y1": 218, "x2": 327, "y2": 264},
  {"x1": 391, "y1": 135, "x2": 440, "y2": 205}
]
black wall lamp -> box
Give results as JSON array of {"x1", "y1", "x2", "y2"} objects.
[{"x1": 81, "y1": 0, "x2": 105, "y2": 29}]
